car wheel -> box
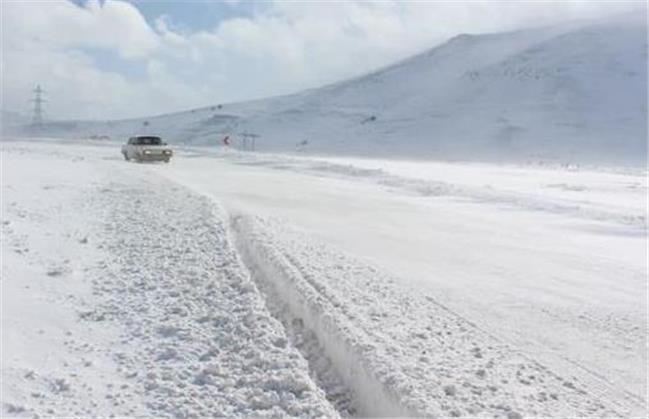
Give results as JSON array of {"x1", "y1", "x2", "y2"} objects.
[
  {"x1": 123, "y1": 152, "x2": 130, "y2": 161},
  {"x1": 164, "y1": 159, "x2": 170, "y2": 163}
]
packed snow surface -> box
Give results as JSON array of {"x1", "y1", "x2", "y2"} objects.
[{"x1": 2, "y1": 140, "x2": 646, "y2": 417}]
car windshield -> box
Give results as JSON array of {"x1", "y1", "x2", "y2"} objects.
[{"x1": 135, "y1": 136, "x2": 162, "y2": 145}]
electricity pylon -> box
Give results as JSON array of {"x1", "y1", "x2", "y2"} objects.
[{"x1": 31, "y1": 85, "x2": 45, "y2": 126}]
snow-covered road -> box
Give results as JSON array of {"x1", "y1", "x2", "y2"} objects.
[
  {"x1": 2, "y1": 141, "x2": 646, "y2": 417},
  {"x1": 154, "y1": 148, "x2": 648, "y2": 415}
]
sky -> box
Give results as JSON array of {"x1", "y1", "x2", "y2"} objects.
[{"x1": 1, "y1": 0, "x2": 643, "y2": 120}]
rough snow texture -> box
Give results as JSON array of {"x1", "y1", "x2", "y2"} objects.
[
  {"x1": 1, "y1": 145, "x2": 146, "y2": 416},
  {"x1": 147, "y1": 145, "x2": 646, "y2": 416},
  {"x1": 19, "y1": 13, "x2": 648, "y2": 165},
  {"x1": 3, "y1": 141, "x2": 646, "y2": 418},
  {"x1": 231, "y1": 215, "x2": 627, "y2": 418},
  {"x1": 93, "y1": 178, "x2": 338, "y2": 418},
  {"x1": 1, "y1": 143, "x2": 338, "y2": 417}
]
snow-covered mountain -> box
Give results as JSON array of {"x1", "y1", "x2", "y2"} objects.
[{"x1": 22, "y1": 14, "x2": 648, "y2": 165}]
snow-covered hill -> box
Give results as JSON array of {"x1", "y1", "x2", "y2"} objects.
[{"x1": 21, "y1": 14, "x2": 648, "y2": 165}]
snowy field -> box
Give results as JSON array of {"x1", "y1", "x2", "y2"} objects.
[{"x1": 1, "y1": 140, "x2": 647, "y2": 417}]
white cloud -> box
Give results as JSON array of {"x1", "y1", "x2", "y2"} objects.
[
  {"x1": 3, "y1": 0, "x2": 159, "y2": 58},
  {"x1": 1, "y1": 0, "x2": 643, "y2": 120}
]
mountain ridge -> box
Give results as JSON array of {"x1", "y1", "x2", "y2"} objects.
[{"x1": 13, "y1": 15, "x2": 648, "y2": 165}]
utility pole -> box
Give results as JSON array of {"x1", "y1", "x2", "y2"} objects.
[
  {"x1": 240, "y1": 132, "x2": 259, "y2": 151},
  {"x1": 31, "y1": 84, "x2": 45, "y2": 127}
]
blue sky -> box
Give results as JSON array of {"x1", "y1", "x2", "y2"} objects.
[
  {"x1": 126, "y1": 0, "x2": 261, "y2": 31},
  {"x1": 72, "y1": 1, "x2": 263, "y2": 83},
  {"x1": 66, "y1": 1, "x2": 263, "y2": 32},
  {"x1": 2, "y1": 0, "x2": 643, "y2": 120}
]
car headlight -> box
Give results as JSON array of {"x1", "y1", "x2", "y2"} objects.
[
  {"x1": 163, "y1": 150, "x2": 172, "y2": 155},
  {"x1": 143, "y1": 149, "x2": 152, "y2": 155}
]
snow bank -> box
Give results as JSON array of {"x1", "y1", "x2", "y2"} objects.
[
  {"x1": 232, "y1": 215, "x2": 414, "y2": 417},
  {"x1": 90, "y1": 172, "x2": 338, "y2": 418},
  {"x1": 1, "y1": 142, "x2": 338, "y2": 418}
]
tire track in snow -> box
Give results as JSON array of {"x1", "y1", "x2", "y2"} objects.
[
  {"x1": 90, "y1": 170, "x2": 339, "y2": 418},
  {"x1": 231, "y1": 214, "x2": 412, "y2": 417},
  {"x1": 229, "y1": 214, "x2": 630, "y2": 418}
]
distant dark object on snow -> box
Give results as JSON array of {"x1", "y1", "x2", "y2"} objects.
[{"x1": 361, "y1": 115, "x2": 377, "y2": 124}]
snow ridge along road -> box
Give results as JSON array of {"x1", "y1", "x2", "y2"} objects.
[
  {"x1": 93, "y1": 175, "x2": 338, "y2": 417},
  {"x1": 2, "y1": 142, "x2": 338, "y2": 417},
  {"x1": 154, "y1": 146, "x2": 647, "y2": 416},
  {"x1": 232, "y1": 215, "x2": 409, "y2": 417},
  {"x1": 230, "y1": 214, "x2": 628, "y2": 418}
]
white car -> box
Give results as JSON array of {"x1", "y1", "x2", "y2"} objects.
[{"x1": 121, "y1": 136, "x2": 173, "y2": 163}]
